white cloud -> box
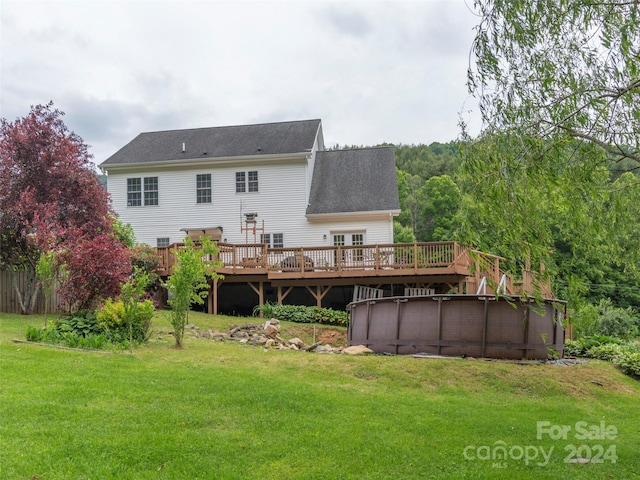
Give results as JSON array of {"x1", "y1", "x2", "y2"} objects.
[{"x1": 1, "y1": 0, "x2": 481, "y2": 164}]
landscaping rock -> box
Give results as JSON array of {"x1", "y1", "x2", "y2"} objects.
[
  {"x1": 288, "y1": 337, "x2": 305, "y2": 348},
  {"x1": 343, "y1": 345, "x2": 374, "y2": 355},
  {"x1": 211, "y1": 331, "x2": 228, "y2": 340},
  {"x1": 315, "y1": 344, "x2": 333, "y2": 354},
  {"x1": 187, "y1": 322, "x2": 344, "y2": 355},
  {"x1": 264, "y1": 324, "x2": 279, "y2": 338},
  {"x1": 200, "y1": 330, "x2": 212, "y2": 339}
]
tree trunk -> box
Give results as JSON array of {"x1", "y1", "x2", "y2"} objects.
[{"x1": 13, "y1": 266, "x2": 40, "y2": 314}]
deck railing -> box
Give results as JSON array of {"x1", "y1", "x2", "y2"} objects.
[
  {"x1": 157, "y1": 241, "x2": 463, "y2": 275},
  {"x1": 154, "y1": 241, "x2": 553, "y2": 298}
]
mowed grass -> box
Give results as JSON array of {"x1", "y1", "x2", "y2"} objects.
[{"x1": 1, "y1": 311, "x2": 639, "y2": 480}]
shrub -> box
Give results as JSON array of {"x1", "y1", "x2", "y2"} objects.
[
  {"x1": 26, "y1": 300, "x2": 154, "y2": 350},
  {"x1": 596, "y1": 298, "x2": 638, "y2": 340},
  {"x1": 613, "y1": 352, "x2": 640, "y2": 377},
  {"x1": 570, "y1": 303, "x2": 600, "y2": 338},
  {"x1": 57, "y1": 311, "x2": 102, "y2": 337},
  {"x1": 563, "y1": 339, "x2": 582, "y2": 357},
  {"x1": 96, "y1": 298, "x2": 154, "y2": 344},
  {"x1": 268, "y1": 304, "x2": 349, "y2": 327},
  {"x1": 26, "y1": 324, "x2": 61, "y2": 344},
  {"x1": 271, "y1": 305, "x2": 314, "y2": 323},
  {"x1": 571, "y1": 299, "x2": 640, "y2": 340},
  {"x1": 564, "y1": 335, "x2": 621, "y2": 357},
  {"x1": 564, "y1": 337, "x2": 640, "y2": 379},
  {"x1": 587, "y1": 344, "x2": 624, "y2": 362},
  {"x1": 25, "y1": 321, "x2": 108, "y2": 350}
]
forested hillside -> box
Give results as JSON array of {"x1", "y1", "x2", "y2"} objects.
[{"x1": 388, "y1": 142, "x2": 640, "y2": 322}]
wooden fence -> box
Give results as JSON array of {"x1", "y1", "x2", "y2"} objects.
[{"x1": 0, "y1": 270, "x2": 61, "y2": 314}]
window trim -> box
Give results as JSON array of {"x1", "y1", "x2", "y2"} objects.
[
  {"x1": 261, "y1": 232, "x2": 283, "y2": 248},
  {"x1": 272, "y1": 233, "x2": 283, "y2": 248},
  {"x1": 127, "y1": 178, "x2": 142, "y2": 207},
  {"x1": 196, "y1": 173, "x2": 212, "y2": 204},
  {"x1": 144, "y1": 176, "x2": 158, "y2": 206},
  {"x1": 127, "y1": 176, "x2": 158, "y2": 207},
  {"x1": 236, "y1": 170, "x2": 258, "y2": 193}
]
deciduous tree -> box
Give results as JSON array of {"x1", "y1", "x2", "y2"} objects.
[
  {"x1": 164, "y1": 237, "x2": 222, "y2": 348},
  {"x1": 462, "y1": 2, "x2": 640, "y2": 303},
  {"x1": 419, "y1": 175, "x2": 460, "y2": 242},
  {"x1": 469, "y1": 1, "x2": 640, "y2": 164},
  {"x1": 0, "y1": 103, "x2": 120, "y2": 313}
]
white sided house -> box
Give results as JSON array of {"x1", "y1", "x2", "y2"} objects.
[
  {"x1": 100, "y1": 119, "x2": 538, "y2": 315},
  {"x1": 100, "y1": 119, "x2": 400, "y2": 250}
]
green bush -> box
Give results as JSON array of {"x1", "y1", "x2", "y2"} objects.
[
  {"x1": 59, "y1": 331, "x2": 108, "y2": 350},
  {"x1": 596, "y1": 299, "x2": 638, "y2": 339},
  {"x1": 571, "y1": 299, "x2": 639, "y2": 340},
  {"x1": 564, "y1": 337, "x2": 640, "y2": 379},
  {"x1": 26, "y1": 324, "x2": 61, "y2": 344},
  {"x1": 25, "y1": 322, "x2": 107, "y2": 350},
  {"x1": 587, "y1": 344, "x2": 624, "y2": 362},
  {"x1": 613, "y1": 352, "x2": 640, "y2": 377},
  {"x1": 266, "y1": 304, "x2": 348, "y2": 327},
  {"x1": 570, "y1": 303, "x2": 600, "y2": 338},
  {"x1": 564, "y1": 335, "x2": 621, "y2": 357},
  {"x1": 563, "y1": 339, "x2": 582, "y2": 357},
  {"x1": 57, "y1": 311, "x2": 102, "y2": 337},
  {"x1": 96, "y1": 298, "x2": 154, "y2": 344},
  {"x1": 25, "y1": 300, "x2": 154, "y2": 350}
]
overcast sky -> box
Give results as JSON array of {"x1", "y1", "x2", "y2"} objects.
[{"x1": 1, "y1": 0, "x2": 481, "y2": 167}]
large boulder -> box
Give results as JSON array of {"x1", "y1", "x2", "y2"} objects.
[{"x1": 342, "y1": 345, "x2": 374, "y2": 355}]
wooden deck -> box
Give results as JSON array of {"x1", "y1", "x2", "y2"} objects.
[
  {"x1": 158, "y1": 241, "x2": 484, "y2": 281},
  {"x1": 155, "y1": 241, "x2": 554, "y2": 314}
]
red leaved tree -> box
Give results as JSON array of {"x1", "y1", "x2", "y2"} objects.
[
  {"x1": 56, "y1": 228, "x2": 132, "y2": 312},
  {"x1": 0, "y1": 102, "x2": 130, "y2": 313}
]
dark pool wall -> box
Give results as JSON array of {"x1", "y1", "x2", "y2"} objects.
[{"x1": 348, "y1": 295, "x2": 565, "y2": 360}]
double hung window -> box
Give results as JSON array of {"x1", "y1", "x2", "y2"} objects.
[
  {"x1": 127, "y1": 176, "x2": 158, "y2": 206},
  {"x1": 236, "y1": 171, "x2": 258, "y2": 193},
  {"x1": 196, "y1": 174, "x2": 212, "y2": 203},
  {"x1": 261, "y1": 233, "x2": 284, "y2": 248}
]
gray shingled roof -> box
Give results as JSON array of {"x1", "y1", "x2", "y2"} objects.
[
  {"x1": 100, "y1": 119, "x2": 322, "y2": 166},
  {"x1": 306, "y1": 147, "x2": 400, "y2": 215}
]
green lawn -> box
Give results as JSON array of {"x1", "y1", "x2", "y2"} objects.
[{"x1": 1, "y1": 311, "x2": 639, "y2": 479}]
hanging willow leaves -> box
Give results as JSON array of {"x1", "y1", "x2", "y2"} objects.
[{"x1": 469, "y1": 1, "x2": 640, "y2": 164}]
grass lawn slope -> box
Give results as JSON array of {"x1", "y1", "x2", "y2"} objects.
[{"x1": 1, "y1": 311, "x2": 639, "y2": 479}]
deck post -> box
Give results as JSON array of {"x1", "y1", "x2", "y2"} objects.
[
  {"x1": 277, "y1": 286, "x2": 294, "y2": 305},
  {"x1": 208, "y1": 278, "x2": 220, "y2": 315},
  {"x1": 305, "y1": 285, "x2": 331, "y2": 308},
  {"x1": 248, "y1": 282, "x2": 264, "y2": 317}
]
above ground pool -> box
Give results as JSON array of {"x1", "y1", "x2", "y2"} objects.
[{"x1": 348, "y1": 294, "x2": 566, "y2": 360}]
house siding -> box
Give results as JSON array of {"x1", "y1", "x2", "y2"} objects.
[
  {"x1": 108, "y1": 159, "x2": 394, "y2": 248},
  {"x1": 103, "y1": 120, "x2": 397, "y2": 249},
  {"x1": 108, "y1": 158, "x2": 314, "y2": 246}
]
